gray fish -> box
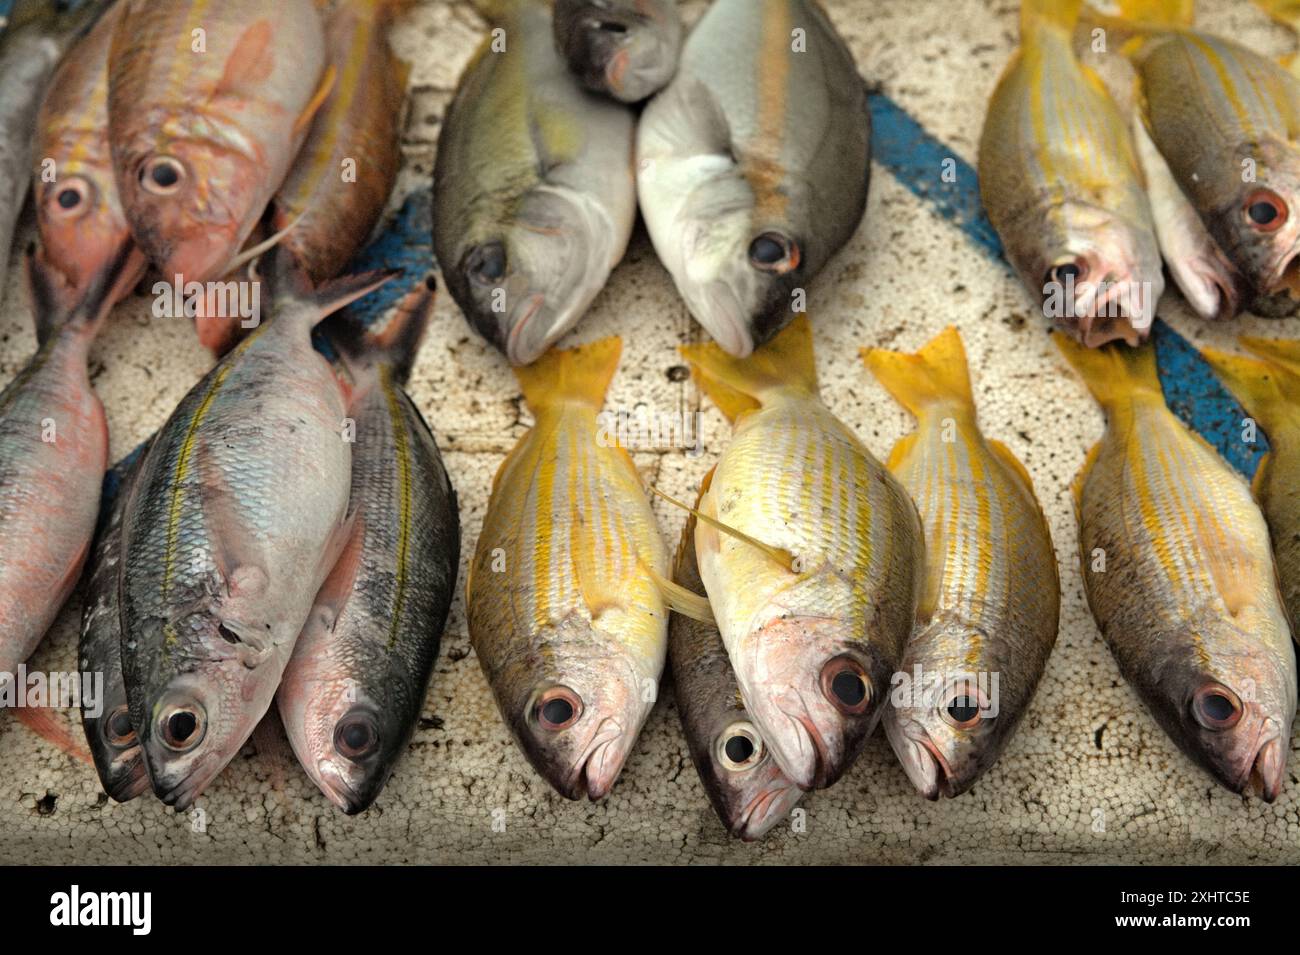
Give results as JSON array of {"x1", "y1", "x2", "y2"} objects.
[
  {"x1": 79, "y1": 440, "x2": 152, "y2": 804},
  {"x1": 552, "y1": 0, "x2": 682, "y2": 103},
  {"x1": 0, "y1": 0, "x2": 107, "y2": 314},
  {"x1": 276, "y1": 278, "x2": 460, "y2": 815},
  {"x1": 433, "y1": 0, "x2": 636, "y2": 366},
  {"x1": 119, "y1": 249, "x2": 395, "y2": 809},
  {"x1": 669, "y1": 511, "x2": 801, "y2": 841},
  {"x1": 636, "y1": 0, "x2": 870, "y2": 357}
]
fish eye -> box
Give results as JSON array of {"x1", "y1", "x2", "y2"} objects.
[
  {"x1": 1045, "y1": 258, "x2": 1088, "y2": 287},
  {"x1": 591, "y1": 18, "x2": 628, "y2": 33},
  {"x1": 102, "y1": 705, "x2": 136, "y2": 748},
  {"x1": 820, "y1": 656, "x2": 871, "y2": 715},
  {"x1": 748, "y1": 232, "x2": 800, "y2": 274},
  {"x1": 48, "y1": 176, "x2": 93, "y2": 219},
  {"x1": 158, "y1": 704, "x2": 206, "y2": 752},
  {"x1": 465, "y1": 242, "x2": 507, "y2": 286},
  {"x1": 716, "y1": 721, "x2": 765, "y2": 771},
  {"x1": 535, "y1": 686, "x2": 583, "y2": 731},
  {"x1": 1243, "y1": 190, "x2": 1288, "y2": 232},
  {"x1": 140, "y1": 155, "x2": 186, "y2": 195},
  {"x1": 941, "y1": 681, "x2": 988, "y2": 730},
  {"x1": 334, "y1": 711, "x2": 380, "y2": 761},
  {"x1": 1192, "y1": 684, "x2": 1243, "y2": 730}
]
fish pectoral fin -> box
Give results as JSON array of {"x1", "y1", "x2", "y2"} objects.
[
  {"x1": 197, "y1": 454, "x2": 268, "y2": 595},
  {"x1": 312, "y1": 511, "x2": 366, "y2": 625},
  {"x1": 885, "y1": 431, "x2": 918, "y2": 473},
  {"x1": 215, "y1": 18, "x2": 278, "y2": 98},
  {"x1": 645, "y1": 563, "x2": 715, "y2": 625},
  {"x1": 647, "y1": 483, "x2": 797, "y2": 573},
  {"x1": 295, "y1": 64, "x2": 338, "y2": 137}
]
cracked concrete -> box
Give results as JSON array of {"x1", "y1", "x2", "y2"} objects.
[{"x1": 1, "y1": 0, "x2": 1299, "y2": 864}]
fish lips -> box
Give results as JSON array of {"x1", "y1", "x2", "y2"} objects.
[
  {"x1": 519, "y1": 713, "x2": 633, "y2": 801},
  {"x1": 555, "y1": 3, "x2": 677, "y2": 102}
]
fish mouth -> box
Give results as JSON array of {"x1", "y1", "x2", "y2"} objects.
[
  {"x1": 316, "y1": 761, "x2": 370, "y2": 815},
  {"x1": 1183, "y1": 257, "x2": 1241, "y2": 322},
  {"x1": 1236, "y1": 726, "x2": 1285, "y2": 803},
  {"x1": 105, "y1": 763, "x2": 152, "y2": 804},
  {"x1": 696, "y1": 281, "x2": 754, "y2": 358},
  {"x1": 151, "y1": 753, "x2": 220, "y2": 811},
  {"x1": 767, "y1": 695, "x2": 835, "y2": 791},
  {"x1": 733, "y1": 783, "x2": 800, "y2": 841},
  {"x1": 563, "y1": 717, "x2": 627, "y2": 801},
  {"x1": 888, "y1": 718, "x2": 953, "y2": 800},
  {"x1": 1266, "y1": 248, "x2": 1300, "y2": 299},
  {"x1": 1073, "y1": 278, "x2": 1151, "y2": 348},
  {"x1": 505, "y1": 292, "x2": 547, "y2": 366}
]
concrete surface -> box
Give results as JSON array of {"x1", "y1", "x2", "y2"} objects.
[{"x1": 2, "y1": 0, "x2": 1299, "y2": 865}]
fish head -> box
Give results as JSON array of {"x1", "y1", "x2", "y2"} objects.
[
  {"x1": 733, "y1": 613, "x2": 890, "y2": 791},
  {"x1": 85, "y1": 696, "x2": 150, "y2": 803},
  {"x1": 495, "y1": 623, "x2": 653, "y2": 800},
  {"x1": 1020, "y1": 201, "x2": 1164, "y2": 348},
  {"x1": 671, "y1": 176, "x2": 806, "y2": 358},
  {"x1": 131, "y1": 606, "x2": 283, "y2": 810},
  {"x1": 115, "y1": 135, "x2": 257, "y2": 282},
  {"x1": 1146, "y1": 613, "x2": 1295, "y2": 803},
  {"x1": 1206, "y1": 140, "x2": 1300, "y2": 301},
  {"x1": 35, "y1": 160, "x2": 132, "y2": 302},
  {"x1": 689, "y1": 711, "x2": 802, "y2": 840},
  {"x1": 883, "y1": 655, "x2": 1008, "y2": 800},
  {"x1": 446, "y1": 185, "x2": 619, "y2": 365},
  {"x1": 553, "y1": 0, "x2": 682, "y2": 102}
]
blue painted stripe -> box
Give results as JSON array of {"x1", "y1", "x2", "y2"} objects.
[{"x1": 867, "y1": 91, "x2": 1268, "y2": 478}]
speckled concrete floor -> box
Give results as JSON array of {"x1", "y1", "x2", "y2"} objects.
[{"x1": 2, "y1": 0, "x2": 1299, "y2": 864}]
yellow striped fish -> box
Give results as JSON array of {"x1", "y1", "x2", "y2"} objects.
[
  {"x1": 864, "y1": 328, "x2": 1060, "y2": 800},
  {"x1": 979, "y1": 0, "x2": 1162, "y2": 347},
  {"x1": 1202, "y1": 338, "x2": 1300, "y2": 632},
  {"x1": 681, "y1": 316, "x2": 923, "y2": 790},
  {"x1": 466, "y1": 338, "x2": 669, "y2": 800},
  {"x1": 1101, "y1": 0, "x2": 1300, "y2": 302},
  {"x1": 1056, "y1": 335, "x2": 1296, "y2": 800}
]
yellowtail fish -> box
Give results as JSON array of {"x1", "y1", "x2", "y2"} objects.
[
  {"x1": 33, "y1": 2, "x2": 147, "y2": 319},
  {"x1": 1130, "y1": 114, "x2": 1242, "y2": 321},
  {"x1": 669, "y1": 510, "x2": 802, "y2": 841},
  {"x1": 107, "y1": 0, "x2": 330, "y2": 285},
  {"x1": 979, "y1": 0, "x2": 1162, "y2": 346},
  {"x1": 1201, "y1": 338, "x2": 1300, "y2": 630},
  {"x1": 1055, "y1": 335, "x2": 1296, "y2": 800},
  {"x1": 864, "y1": 327, "x2": 1059, "y2": 800},
  {"x1": 637, "y1": 0, "x2": 870, "y2": 358},
  {"x1": 552, "y1": 0, "x2": 682, "y2": 103},
  {"x1": 434, "y1": 0, "x2": 636, "y2": 366},
  {"x1": 465, "y1": 338, "x2": 669, "y2": 800},
  {"x1": 680, "y1": 316, "x2": 923, "y2": 790},
  {"x1": 1099, "y1": 0, "x2": 1300, "y2": 300}
]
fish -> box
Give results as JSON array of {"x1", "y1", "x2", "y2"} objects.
[
  {"x1": 118, "y1": 249, "x2": 395, "y2": 809},
  {"x1": 433, "y1": 0, "x2": 636, "y2": 366},
  {"x1": 1055, "y1": 334, "x2": 1296, "y2": 801},
  {"x1": 668, "y1": 509, "x2": 802, "y2": 840},
  {"x1": 33, "y1": 1, "x2": 148, "y2": 318},
  {"x1": 1131, "y1": 115, "x2": 1242, "y2": 321},
  {"x1": 0, "y1": 0, "x2": 107, "y2": 316},
  {"x1": 1201, "y1": 339, "x2": 1300, "y2": 631},
  {"x1": 552, "y1": 0, "x2": 683, "y2": 103},
  {"x1": 636, "y1": 0, "x2": 870, "y2": 358},
  {"x1": 106, "y1": 0, "x2": 330, "y2": 285},
  {"x1": 979, "y1": 0, "x2": 1162, "y2": 347},
  {"x1": 0, "y1": 242, "x2": 137, "y2": 689},
  {"x1": 1097, "y1": 0, "x2": 1300, "y2": 300},
  {"x1": 680, "y1": 316, "x2": 923, "y2": 790},
  {"x1": 276, "y1": 278, "x2": 461, "y2": 815},
  {"x1": 79, "y1": 441, "x2": 152, "y2": 804},
  {"x1": 465, "y1": 337, "x2": 669, "y2": 799},
  {"x1": 863, "y1": 327, "x2": 1060, "y2": 799}
]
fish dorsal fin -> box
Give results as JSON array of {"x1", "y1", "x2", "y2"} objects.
[
  {"x1": 862, "y1": 325, "x2": 975, "y2": 420},
  {"x1": 680, "y1": 315, "x2": 818, "y2": 423},
  {"x1": 885, "y1": 431, "x2": 919, "y2": 473},
  {"x1": 515, "y1": 337, "x2": 621, "y2": 415},
  {"x1": 648, "y1": 485, "x2": 798, "y2": 573},
  {"x1": 988, "y1": 437, "x2": 1037, "y2": 493}
]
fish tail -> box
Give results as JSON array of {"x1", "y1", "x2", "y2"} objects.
[
  {"x1": 1053, "y1": 333, "x2": 1162, "y2": 407},
  {"x1": 1111, "y1": 0, "x2": 1196, "y2": 27},
  {"x1": 514, "y1": 337, "x2": 622, "y2": 413},
  {"x1": 1241, "y1": 336, "x2": 1300, "y2": 377},
  {"x1": 264, "y1": 248, "x2": 399, "y2": 330},
  {"x1": 1202, "y1": 347, "x2": 1296, "y2": 432},
  {"x1": 328, "y1": 273, "x2": 436, "y2": 387},
  {"x1": 680, "y1": 315, "x2": 818, "y2": 423},
  {"x1": 1021, "y1": 0, "x2": 1084, "y2": 36},
  {"x1": 861, "y1": 326, "x2": 974, "y2": 419}
]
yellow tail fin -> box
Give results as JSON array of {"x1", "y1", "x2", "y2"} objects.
[
  {"x1": 1053, "y1": 333, "x2": 1162, "y2": 408},
  {"x1": 861, "y1": 326, "x2": 975, "y2": 419},
  {"x1": 680, "y1": 316, "x2": 818, "y2": 424},
  {"x1": 1022, "y1": 0, "x2": 1085, "y2": 36},
  {"x1": 1242, "y1": 335, "x2": 1300, "y2": 379},
  {"x1": 1113, "y1": 0, "x2": 1195, "y2": 26},
  {"x1": 1202, "y1": 347, "x2": 1300, "y2": 433},
  {"x1": 514, "y1": 337, "x2": 622, "y2": 413}
]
